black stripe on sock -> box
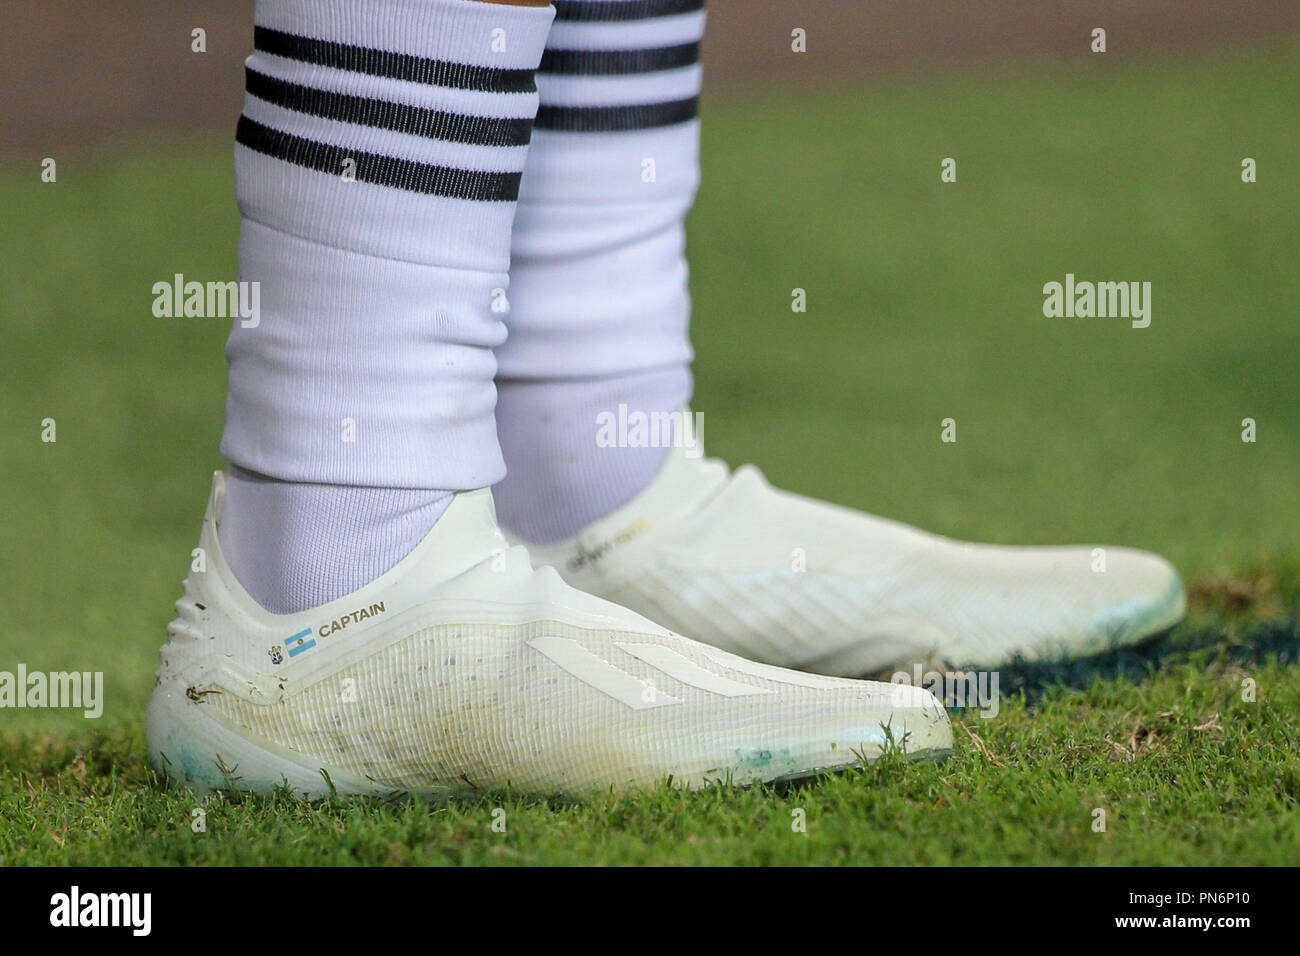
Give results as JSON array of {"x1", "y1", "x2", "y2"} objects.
[
  {"x1": 534, "y1": 96, "x2": 699, "y2": 132},
  {"x1": 245, "y1": 68, "x2": 534, "y2": 147},
  {"x1": 539, "y1": 42, "x2": 699, "y2": 76},
  {"x1": 554, "y1": 0, "x2": 704, "y2": 22},
  {"x1": 235, "y1": 116, "x2": 523, "y2": 200},
  {"x1": 253, "y1": 26, "x2": 535, "y2": 93}
]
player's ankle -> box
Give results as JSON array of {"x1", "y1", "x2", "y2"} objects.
[
  {"x1": 493, "y1": 370, "x2": 688, "y2": 544},
  {"x1": 218, "y1": 467, "x2": 452, "y2": 614}
]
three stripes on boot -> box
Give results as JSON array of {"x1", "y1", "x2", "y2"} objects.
[{"x1": 236, "y1": 0, "x2": 705, "y2": 197}]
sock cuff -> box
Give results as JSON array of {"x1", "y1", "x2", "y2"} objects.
[
  {"x1": 503, "y1": 0, "x2": 703, "y2": 377},
  {"x1": 226, "y1": 1, "x2": 550, "y2": 493},
  {"x1": 254, "y1": 0, "x2": 556, "y2": 71},
  {"x1": 536, "y1": 0, "x2": 705, "y2": 133},
  {"x1": 238, "y1": 0, "x2": 556, "y2": 268},
  {"x1": 222, "y1": 220, "x2": 508, "y2": 489},
  {"x1": 517, "y1": 0, "x2": 705, "y2": 202}
]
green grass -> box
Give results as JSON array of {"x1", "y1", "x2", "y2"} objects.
[{"x1": 3, "y1": 44, "x2": 1298, "y2": 865}]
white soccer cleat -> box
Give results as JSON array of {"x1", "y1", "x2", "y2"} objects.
[
  {"x1": 146, "y1": 473, "x2": 951, "y2": 799},
  {"x1": 519, "y1": 443, "x2": 1187, "y2": 677}
]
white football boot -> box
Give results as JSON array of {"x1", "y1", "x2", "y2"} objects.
[
  {"x1": 519, "y1": 443, "x2": 1187, "y2": 678},
  {"x1": 146, "y1": 473, "x2": 951, "y2": 799}
]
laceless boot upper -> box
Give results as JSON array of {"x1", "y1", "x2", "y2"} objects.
[{"x1": 519, "y1": 443, "x2": 1187, "y2": 676}]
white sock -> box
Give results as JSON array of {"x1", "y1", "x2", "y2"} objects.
[
  {"x1": 221, "y1": 469, "x2": 452, "y2": 614},
  {"x1": 219, "y1": 0, "x2": 554, "y2": 612},
  {"x1": 493, "y1": 0, "x2": 704, "y2": 544},
  {"x1": 493, "y1": 368, "x2": 688, "y2": 543}
]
